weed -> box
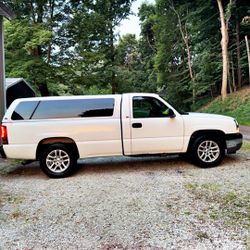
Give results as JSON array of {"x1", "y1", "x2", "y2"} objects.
[
  {"x1": 185, "y1": 182, "x2": 250, "y2": 229},
  {"x1": 0, "y1": 160, "x2": 22, "y2": 175},
  {"x1": 184, "y1": 211, "x2": 192, "y2": 215},
  {"x1": 184, "y1": 183, "x2": 198, "y2": 192},
  {"x1": 0, "y1": 188, "x2": 9, "y2": 206},
  {"x1": 0, "y1": 186, "x2": 22, "y2": 206},
  {"x1": 9, "y1": 211, "x2": 22, "y2": 219},
  {"x1": 241, "y1": 141, "x2": 250, "y2": 152},
  {"x1": 0, "y1": 185, "x2": 24, "y2": 224},
  {"x1": 197, "y1": 231, "x2": 209, "y2": 240}
]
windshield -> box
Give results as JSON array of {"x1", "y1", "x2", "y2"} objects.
[{"x1": 159, "y1": 96, "x2": 189, "y2": 115}]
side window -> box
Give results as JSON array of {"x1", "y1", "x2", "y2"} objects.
[
  {"x1": 11, "y1": 101, "x2": 39, "y2": 120},
  {"x1": 133, "y1": 96, "x2": 170, "y2": 118},
  {"x1": 31, "y1": 98, "x2": 114, "y2": 119}
]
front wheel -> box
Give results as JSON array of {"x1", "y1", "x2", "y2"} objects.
[
  {"x1": 189, "y1": 136, "x2": 225, "y2": 168},
  {"x1": 40, "y1": 144, "x2": 77, "y2": 178}
]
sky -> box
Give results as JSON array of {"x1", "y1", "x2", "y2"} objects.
[{"x1": 116, "y1": 0, "x2": 155, "y2": 39}]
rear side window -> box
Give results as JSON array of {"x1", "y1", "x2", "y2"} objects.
[
  {"x1": 11, "y1": 101, "x2": 39, "y2": 120},
  {"x1": 31, "y1": 98, "x2": 114, "y2": 119}
]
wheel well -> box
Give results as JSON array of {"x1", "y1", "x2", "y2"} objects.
[
  {"x1": 187, "y1": 130, "x2": 226, "y2": 152},
  {"x1": 36, "y1": 137, "x2": 79, "y2": 160}
]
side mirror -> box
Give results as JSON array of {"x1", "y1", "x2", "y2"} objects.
[{"x1": 168, "y1": 109, "x2": 176, "y2": 119}]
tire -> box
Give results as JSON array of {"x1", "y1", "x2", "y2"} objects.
[
  {"x1": 39, "y1": 143, "x2": 77, "y2": 178},
  {"x1": 189, "y1": 136, "x2": 225, "y2": 168}
]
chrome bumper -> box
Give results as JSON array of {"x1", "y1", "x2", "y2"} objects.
[{"x1": 225, "y1": 133, "x2": 243, "y2": 154}]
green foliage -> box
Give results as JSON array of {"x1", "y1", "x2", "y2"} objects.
[
  {"x1": 141, "y1": 0, "x2": 249, "y2": 110},
  {"x1": 2, "y1": 0, "x2": 250, "y2": 103},
  {"x1": 115, "y1": 33, "x2": 157, "y2": 93},
  {"x1": 0, "y1": 160, "x2": 22, "y2": 175},
  {"x1": 82, "y1": 85, "x2": 112, "y2": 95},
  {"x1": 225, "y1": 0, "x2": 236, "y2": 21},
  {"x1": 241, "y1": 141, "x2": 250, "y2": 152},
  {"x1": 60, "y1": 0, "x2": 135, "y2": 94},
  {"x1": 200, "y1": 88, "x2": 250, "y2": 125},
  {"x1": 4, "y1": 0, "x2": 135, "y2": 96},
  {"x1": 24, "y1": 28, "x2": 52, "y2": 51}
]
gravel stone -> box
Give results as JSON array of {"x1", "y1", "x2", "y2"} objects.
[{"x1": 0, "y1": 153, "x2": 249, "y2": 249}]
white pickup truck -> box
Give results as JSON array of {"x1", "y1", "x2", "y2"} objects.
[{"x1": 0, "y1": 93, "x2": 242, "y2": 178}]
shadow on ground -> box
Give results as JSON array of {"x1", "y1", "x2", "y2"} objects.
[{"x1": 0, "y1": 153, "x2": 244, "y2": 179}]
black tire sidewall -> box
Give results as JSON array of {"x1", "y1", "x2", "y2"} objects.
[
  {"x1": 190, "y1": 136, "x2": 225, "y2": 168},
  {"x1": 40, "y1": 143, "x2": 76, "y2": 178}
]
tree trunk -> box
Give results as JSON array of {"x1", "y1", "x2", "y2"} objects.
[
  {"x1": 245, "y1": 35, "x2": 250, "y2": 84},
  {"x1": 228, "y1": 60, "x2": 232, "y2": 93},
  {"x1": 47, "y1": 0, "x2": 55, "y2": 64},
  {"x1": 34, "y1": 1, "x2": 50, "y2": 96},
  {"x1": 109, "y1": 22, "x2": 117, "y2": 94},
  {"x1": 111, "y1": 34, "x2": 116, "y2": 95},
  {"x1": 169, "y1": 0, "x2": 196, "y2": 104},
  {"x1": 210, "y1": 85, "x2": 214, "y2": 98},
  {"x1": 0, "y1": 17, "x2": 6, "y2": 120},
  {"x1": 236, "y1": 17, "x2": 241, "y2": 88},
  {"x1": 217, "y1": 0, "x2": 229, "y2": 100},
  {"x1": 38, "y1": 82, "x2": 50, "y2": 96},
  {"x1": 231, "y1": 52, "x2": 236, "y2": 92},
  {"x1": 228, "y1": 52, "x2": 234, "y2": 93}
]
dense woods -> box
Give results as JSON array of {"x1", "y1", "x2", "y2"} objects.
[{"x1": 3, "y1": 0, "x2": 250, "y2": 111}]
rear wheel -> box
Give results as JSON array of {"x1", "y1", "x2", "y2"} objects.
[
  {"x1": 40, "y1": 143, "x2": 77, "y2": 178},
  {"x1": 190, "y1": 136, "x2": 225, "y2": 167}
]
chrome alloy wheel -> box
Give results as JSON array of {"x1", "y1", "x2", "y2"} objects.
[
  {"x1": 46, "y1": 149, "x2": 70, "y2": 173},
  {"x1": 197, "y1": 140, "x2": 220, "y2": 163}
]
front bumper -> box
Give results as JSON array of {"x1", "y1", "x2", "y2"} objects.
[{"x1": 225, "y1": 133, "x2": 243, "y2": 154}]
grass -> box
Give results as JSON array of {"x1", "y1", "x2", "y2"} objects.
[
  {"x1": 185, "y1": 182, "x2": 250, "y2": 229},
  {"x1": 0, "y1": 185, "x2": 24, "y2": 224},
  {"x1": 241, "y1": 141, "x2": 250, "y2": 152},
  {"x1": 199, "y1": 87, "x2": 250, "y2": 126},
  {"x1": 196, "y1": 231, "x2": 209, "y2": 240},
  {"x1": 0, "y1": 160, "x2": 22, "y2": 175},
  {"x1": 0, "y1": 187, "x2": 9, "y2": 206},
  {"x1": 0, "y1": 186, "x2": 22, "y2": 207}
]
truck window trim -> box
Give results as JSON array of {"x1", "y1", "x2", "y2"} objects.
[
  {"x1": 31, "y1": 98, "x2": 115, "y2": 120},
  {"x1": 11, "y1": 98, "x2": 116, "y2": 120},
  {"x1": 132, "y1": 96, "x2": 171, "y2": 119}
]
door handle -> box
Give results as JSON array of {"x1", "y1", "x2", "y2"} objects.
[{"x1": 132, "y1": 123, "x2": 142, "y2": 128}]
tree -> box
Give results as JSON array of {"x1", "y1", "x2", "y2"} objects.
[
  {"x1": 216, "y1": 0, "x2": 235, "y2": 100},
  {"x1": 115, "y1": 34, "x2": 140, "y2": 92},
  {"x1": 245, "y1": 35, "x2": 250, "y2": 83},
  {"x1": 153, "y1": 0, "x2": 199, "y2": 109},
  {"x1": 137, "y1": 2, "x2": 157, "y2": 92},
  {"x1": 242, "y1": 16, "x2": 250, "y2": 83},
  {"x1": 4, "y1": 0, "x2": 135, "y2": 95},
  {"x1": 235, "y1": 7, "x2": 242, "y2": 88},
  {"x1": 4, "y1": 0, "x2": 67, "y2": 96},
  {"x1": 63, "y1": 0, "x2": 135, "y2": 94},
  {"x1": 152, "y1": 0, "x2": 249, "y2": 109},
  {"x1": 3, "y1": 0, "x2": 250, "y2": 109},
  {"x1": 168, "y1": 0, "x2": 196, "y2": 104}
]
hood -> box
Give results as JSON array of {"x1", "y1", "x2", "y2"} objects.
[{"x1": 187, "y1": 112, "x2": 234, "y2": 121}]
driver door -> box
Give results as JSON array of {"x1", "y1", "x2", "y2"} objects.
[{"x1": 130, "y1": 96, "x2": 184, "y2": 154}]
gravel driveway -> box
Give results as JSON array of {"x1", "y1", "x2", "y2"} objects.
[
  {"x1": 0, "y1": 151, "x2": 249, "y2": 249},
  {"x1": 240, "y1": 126, "x2": 250, "y2": 140}
]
